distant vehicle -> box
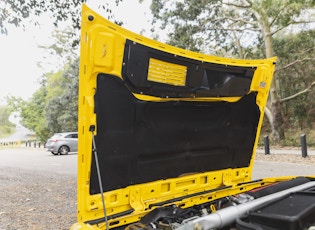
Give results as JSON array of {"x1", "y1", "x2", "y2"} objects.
[{"x1": 45, "y1": 132, "x2": 78, "y2": 155}]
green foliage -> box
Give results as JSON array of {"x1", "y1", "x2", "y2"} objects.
[
  {"x1": 273, "y1": 30, "x2": 315, "y2": 130},
  {"x1": 38, "y1": 28, "x2": 79, "y2": 69},
  {"x1": 1, "y1": 2, "x2": 127, "y2": 141},
  {"x1": 45, "y1": 59, "x2": 79, "y2": 134},
  {"x1": 150, "y1": 0, "x2": 315, "y2": 58},
  {"x1": 21, "y1": 87, "x2": 47, "y2": 134},
  {"x1": 0, "y1": 106, "x2": 13, "y2": 126},
  {"x1": 0, "y1": 106, "x2": 15, "y2": 138},
  {"x1": 6, "y1": 88, "x2": 48, "y2": 141},
  {"x1": 0, "y1": 1, "x2": 123, "y2": 46},
  {"x1": 6, "y1": 58, "x2": 79, "y2": 142},
  {"x1": 0, "y1": 0, "x2": 81, "y2": 45},
  {"x1": 0, "y1": 126, "x2": 13, "y2": 138},
  {"x1": 45, "y1": 71, "x2": 64, "y2": 100},
  {"x1": 274, "y1": 30, "x2": 315, "y2": 58}
]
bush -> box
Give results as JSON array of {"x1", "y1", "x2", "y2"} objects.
[{"x1": 0, "y1": 126, "x2": 14, "y2": 138}]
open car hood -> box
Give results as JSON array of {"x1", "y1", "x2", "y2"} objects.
[{"x1": 75, "y1": 4, "x2": 277, "y2": 229}]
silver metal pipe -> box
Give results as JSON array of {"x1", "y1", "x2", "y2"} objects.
[{"x1": 176, "y1": 181, "x2": 315, "y2": 230}]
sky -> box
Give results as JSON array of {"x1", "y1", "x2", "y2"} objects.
[
  {"x1": 0, "y1": 1, "x2": 154, "y2": 105},
  {"x1": 0, "y1": 26, "x2": 44, "y2": 105}
]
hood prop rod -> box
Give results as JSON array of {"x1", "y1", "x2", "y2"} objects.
[{"x1": 90, "y1": 125, "x2": 109, "y2": 230}]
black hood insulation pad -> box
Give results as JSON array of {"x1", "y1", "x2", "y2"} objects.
[{"x1": 90, "y1": 74, "x2": 260, "y2": 194}]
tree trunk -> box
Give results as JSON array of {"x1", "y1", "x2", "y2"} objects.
[
  {"x1": 271, "y1": 99, "x2": 285, "y2": 140},
  {"x1": 264, "y1": 24, "x2": 285, "y2": 142}
]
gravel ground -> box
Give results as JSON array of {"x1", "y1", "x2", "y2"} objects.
[
  {"x1": 0, "y1": 167, "x2": 76, "y2": 230},
  {"x1": 1, "y1": 151, "x2": 315, "y2": 230},
  {"x1": 255, "y1": 151, "x2": 315, "y2": 165}
]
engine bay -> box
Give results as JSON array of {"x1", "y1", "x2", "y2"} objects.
[{"x1": 123, "y1": 177, "x2": 315, "y2": 230}]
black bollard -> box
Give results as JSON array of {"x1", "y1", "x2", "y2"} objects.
[
  {"x1": 300, "y1": 134, "x2": 307, "y2": 158},
  {"x1": 264, "y1": 135, "x2": 270, "y2": 155}
]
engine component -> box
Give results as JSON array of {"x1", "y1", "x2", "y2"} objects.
[
  {"x1": 174, "y1": 181, "x2": 315, "y2": 230},
  {"x1": 236, "y1": 191, "x2": 315, "y2": 230}
]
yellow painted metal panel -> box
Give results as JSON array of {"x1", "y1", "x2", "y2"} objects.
[
  {"x1": 93, "y1": 32, "x2": 114, "y2": 68},
  {"x1": 147, "y1": 58, "x2": 187, "y2": 86},
  {"x1": 73, "y1": 3, "x2": 280, "y2": 230}
]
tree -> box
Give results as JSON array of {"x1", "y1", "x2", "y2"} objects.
[
  {"x1": 150, "y1": 0, "x2": 315, "y2": 142},
  {"x1": 37, "y1": 27, "x2": 79, "y2": 70},
  {"x1": 6, "y1": 58, "x2": 79, "y2": 141},
  {"x1": 0, "y1": 0, "x2": 118, "y2": 30},
  {"x1": 0, "y1": 1, "x2": 80, "y2": 33},
  {"x1": 0, "y1": 0, "x2": 123, "y2": 46},
  {"x1": 0, "y1": 105, "x2": 13, "y2": 126},
  {"x1": 1, "y1": 2, "x2": 96, "y2": 140},
  {"x1": 6, "y1": 87, "x2": 48, "y2": 142},
  {"x1": 45, "y1": 58, "x2": 79, "y2": 134},
  {"x1": 273, "y1": 30, "x2": 315, "y2": 131},
  {"x1": 0, "y1": 105, "x2": 15, "y2": 138},
  {"x1": 22, "y1": 87, "x2": 49, "y2": 141}
]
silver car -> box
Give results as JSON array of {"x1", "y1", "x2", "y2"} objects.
[{"x1": 45, "y1": 132, "x2": 78, "y2": 155}]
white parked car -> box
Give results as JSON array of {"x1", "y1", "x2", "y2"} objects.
[{"x1": 45, "y1": 132, "x2": 78, "y2": 155}]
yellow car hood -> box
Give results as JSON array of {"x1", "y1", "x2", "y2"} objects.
[{"x1": 74, "y1": 4, "x2": 276, "y2": 229}]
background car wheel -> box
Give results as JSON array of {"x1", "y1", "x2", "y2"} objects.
[{"x1": 58, "y1": 146, "x2": 70, "y2": 155}]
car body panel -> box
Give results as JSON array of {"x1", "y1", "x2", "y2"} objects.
[{"x1": 72, "y1": 4, "x2": 314, "y2": 230}]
